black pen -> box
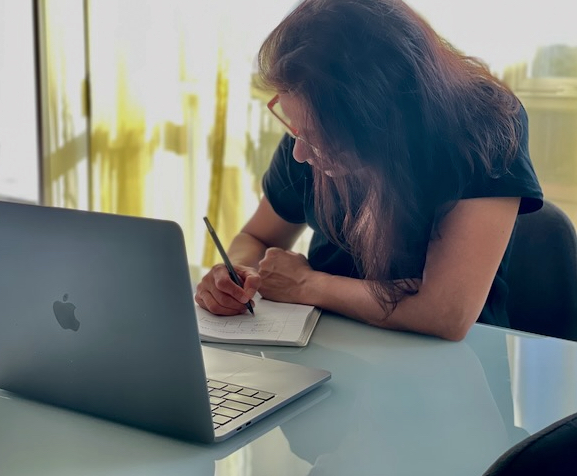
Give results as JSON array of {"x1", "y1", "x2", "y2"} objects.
[{"x1": 203, "y1": 216, "x2": 255, "y2": 315}]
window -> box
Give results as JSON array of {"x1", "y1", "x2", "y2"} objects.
[
  {"x1": 409, "y1": 0, "x2": 577, "y2": 221},
  {"x1": 0, "y1": 0, "x2": 39, "y2": 203}
]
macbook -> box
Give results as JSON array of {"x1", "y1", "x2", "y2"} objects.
[{"x1": 0, "y1": 201, "x2": 331, "y2": 443}]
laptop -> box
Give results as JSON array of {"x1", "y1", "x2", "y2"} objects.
[{"x1": 0, "y1": 201, "x2": 331, "y2": 443}]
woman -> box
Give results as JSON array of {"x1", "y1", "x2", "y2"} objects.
[{"x1": 195, "y1": 0, "x2": 542, "y2": 341}]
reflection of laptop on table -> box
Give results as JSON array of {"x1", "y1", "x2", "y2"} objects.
[{"x1": 0, "y1": 201, "x2": 331, "y2": 443}]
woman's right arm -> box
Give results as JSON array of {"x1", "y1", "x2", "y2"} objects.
[{"x1": 194, "y1": 197, "x2": 306, "y2": 315}]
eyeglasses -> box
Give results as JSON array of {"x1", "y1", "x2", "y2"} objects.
[{"x1": 267, "y1": 94, "x2": 322, "y2": 157}]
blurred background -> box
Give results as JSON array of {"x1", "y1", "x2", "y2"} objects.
[{"x1": 1, "y1": 0, "x2": 576, "y2": 279}]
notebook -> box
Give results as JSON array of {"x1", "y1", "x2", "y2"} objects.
[
  {"x1": 0, "y1": 201, "x2": 331, "y2": 443},
  {"x1": 195, "y1": 293, "x2": 322, "y2": 346}
]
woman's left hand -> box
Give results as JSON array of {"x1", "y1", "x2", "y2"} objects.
[{"x1": 257, "y1": 247, "x2": 315, "y2": 304}]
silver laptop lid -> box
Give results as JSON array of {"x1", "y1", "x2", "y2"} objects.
[{"x1": 0, "y1": 201, "x2": 215, "y2": 442}]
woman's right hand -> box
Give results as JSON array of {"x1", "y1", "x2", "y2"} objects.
[{"x1": 194, "y1": 264, "x2": 261, "y2": 316}]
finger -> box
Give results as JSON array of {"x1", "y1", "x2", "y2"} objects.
[
  {"x1": 257, "y1": 256, "x2": 273, "y2": 276},
  {"x1": 240, "y1": 272, "x2": 261, "y2": 298},
  {"x1": 213, "y1": 273, "x2": 252, "y2": 305},
  {"x1": 196, "y1": 289, "x2": 248, "y2": 316},
  {"x1": 236, "y1": 266, "x2": 260, "y2": 281},
  {"x1": 211, "y1": 286, "x2": 250, "y2": 310},
  {"x1": 211, "y1": 263, "x2": 234, "y2": 282}
]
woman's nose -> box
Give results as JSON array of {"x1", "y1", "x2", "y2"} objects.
[{"x1": 292, "y1": 139, "x2": 311, "y2": 164}]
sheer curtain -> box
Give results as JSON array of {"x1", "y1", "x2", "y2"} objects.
[
  {"x1": 37, "y1": 0, "x2": 89, "y2": 210},
  {"x1": 38, "y1": 0, "x2": 295, "y2": 278},
  {"x1": 0, "y1": 0, "x2": 39, "y2": 203}
]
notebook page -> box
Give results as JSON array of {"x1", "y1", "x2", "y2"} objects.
[{"x1": 195, "y1": 294, "x2": 316, "y2": 345}]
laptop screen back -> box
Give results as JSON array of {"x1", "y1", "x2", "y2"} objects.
[{"x1": 0, "y1": 201, "x2": 214, "y2": 442}]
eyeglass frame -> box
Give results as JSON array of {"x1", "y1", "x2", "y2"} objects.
[{"x1": 266, "y1": 94, "x2": 322, "y2": 157}]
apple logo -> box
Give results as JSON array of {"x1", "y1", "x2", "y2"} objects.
[{"x1": 53, "y1": 294, "x2": 80, "y2": 331}]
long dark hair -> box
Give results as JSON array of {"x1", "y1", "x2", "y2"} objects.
[{"x1": 258, "y1": 0, "x2": 522, "y2": 313}]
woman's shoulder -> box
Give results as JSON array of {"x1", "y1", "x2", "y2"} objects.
[{"x1": 460, "y1": 101, "x2": 543, "y2": 212}]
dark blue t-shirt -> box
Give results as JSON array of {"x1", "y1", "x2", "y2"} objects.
[{"x1": 262, "y1": 107, "x2": 543, "y2": 327}]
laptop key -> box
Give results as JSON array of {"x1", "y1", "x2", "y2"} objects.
[
  {"x1": 207, "y1": 380, "x2": 227, "y2": 389},
  {"x1": 225, "y1": 393, "x2": 263, "y2": 406},
  {"x1": 238, "y1": 388, "x2": 258, "y2": 397},
  {"x1": 209, "y1": 389, "x2": 228, "y2": 398},
  {"x1": 214, "y1": 407, "x2": 243, "y2": 419},
  {"x1": 209, "y1": 396, "x2": 225, "y2": 405},
  {"x1": 221, "y1": 400, "x2": 253, "y2": 413},
  {"x1": 213, "y1": 414, "x2": 232, "y2": 425},
  {"x1": 223, "y1": 384, "x2": 243, "y2": 393},
  {"x1": 253, "y1": 391, "x2": 275, "y2": 401}
]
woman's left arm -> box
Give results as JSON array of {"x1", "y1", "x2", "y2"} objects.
[{"x1": 259, "y1": 197, "x2": 520, "y2": 341}]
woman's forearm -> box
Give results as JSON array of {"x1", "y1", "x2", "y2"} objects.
[
  {"x1": 227, "y1": 232, "x2": 268, "y2": 269},
  {"x1": 302, "y1": 271, "x2": 472, "y2": 341}
]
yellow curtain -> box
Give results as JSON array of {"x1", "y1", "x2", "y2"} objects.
[
  {"x1": 37, "y1": 0, "x2": 297, "y2": 278},
  {"x1": 202, "y1": 55, "x2": 229, "y2": 268}
]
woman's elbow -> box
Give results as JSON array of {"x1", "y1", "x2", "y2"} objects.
[
  {"x1": 437, "y1": 325, "x2": 470, "y2": 342},
  {"x1": 433, "y1": 305, "x2": 480, "y2": 341}
]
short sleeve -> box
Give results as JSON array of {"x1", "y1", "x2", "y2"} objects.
[{"x1": 461, "y1": 106, "x2": 543, "y2": 214}]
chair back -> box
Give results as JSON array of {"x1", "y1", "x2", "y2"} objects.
[
  {"x1": 506, "y1": 200, "x2": 577, "y2": 341},
  {"x1": 482, "y1": 412, "x2": 577, "y2": 475}
]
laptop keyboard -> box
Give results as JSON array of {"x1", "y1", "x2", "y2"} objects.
[{"x1": 207, "y1": 379, "x2": 276, "y2": 429}]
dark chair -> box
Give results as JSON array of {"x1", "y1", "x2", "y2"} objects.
[
  {"x1": 482, "y1": 412, "x2": 577, "y2": 475},
  {"x1": 506, "y1": 199, "x2": 577, "y2": 341}
]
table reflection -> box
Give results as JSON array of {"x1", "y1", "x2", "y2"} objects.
[
  {"x1": 506, "y1": 332, "x2": 577, "y2": 433},
  {"x1": 2, "y1": 316, "x2": 577, "y2": 476},
  {"x1": 218, "y1": 317, "x2": 515, "y2": 476}
]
